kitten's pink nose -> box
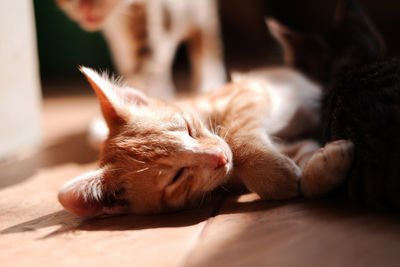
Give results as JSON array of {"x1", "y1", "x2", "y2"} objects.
[
  {"x1": 197, "y1": 148, "x2": 229, "y2": 169},
  {"x1": 214, "y1": 149, "x2": 229, "y2": 168}
]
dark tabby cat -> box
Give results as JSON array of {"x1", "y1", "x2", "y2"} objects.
[
  {"x1": 267, "y1": 0, "x2": 400, "y2": 209},
  {"x1": 323, "y1": 59, "x2": 400, "y2": 209},
  {"x1": 266, "y1": 0, "x2": 385, "y2": 87}
]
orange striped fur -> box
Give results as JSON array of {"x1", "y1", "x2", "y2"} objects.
[{"x1": 58, "y1": 67, "x2": 354, "y2": 217}]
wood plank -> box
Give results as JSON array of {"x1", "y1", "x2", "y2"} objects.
[
  {"x1": 0, "y1": 162, "x2": 218, "y2": 267},
  {"x1": 2, "y1": 95, "x2": 400, "y2": 267},
  {"x1": 183, "y1": 193, "x2": 400, "y2": 267},
  {"x1": 0, "y1": 96, "x2": 217, "y2": 267}
]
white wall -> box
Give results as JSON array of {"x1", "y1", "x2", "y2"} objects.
[{"x1": 0, "y1": 0, "x2": 42, "y2": 159}]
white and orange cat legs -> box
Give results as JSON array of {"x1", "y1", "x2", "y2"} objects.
[{"x1": 56, "y1": 0, "x2": 226, "y2": 99}]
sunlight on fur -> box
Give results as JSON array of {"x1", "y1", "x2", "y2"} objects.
[{"x1": 58, "y1": 67, "x2": 354, "y2": 218}]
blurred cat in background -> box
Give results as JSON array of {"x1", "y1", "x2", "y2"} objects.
[
  {"x1": 266, "y1": 0, "x2": 385, "y2": 87},
  {"x1": 56, "y1": 0, "x2": 226, "y2": 99},
  {"x1": 267, "y1": 0, "x2": 400, "y2": 210}
]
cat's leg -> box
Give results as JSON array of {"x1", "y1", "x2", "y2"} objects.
[
  {"x1": 147, "y1": 37, "x2": 179, "y2": 98},
  {"x1": 276, "y1": 140, "x2": 320, "y2": 167},
  {"x1": 102, "y1": 2, "x2": 176, "y2": 100},
  {"x1": 278, "y1": 139, "x2": 355, "y2": 197},
  {"x1": 300, "y1": 140, "x2": 354, "y2": 197},
  {"x1": 187, "y1": 4, "x2": 226, "y2": 92},
  {"x1": 229, "y1": 132, "x2": 301, "y2": 200},
  {"x1": 124, "y1": 39, "x2": 177, "y2": 100}
]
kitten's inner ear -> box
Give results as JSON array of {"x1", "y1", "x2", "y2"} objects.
[
  {"x1": 80, "y1": 66, "x2": 126, "y2": 130},
  {"x1": 58, "y1": 168, "x2": 129, "y2": 218},
  {"x1": 118, "y1": 87, "x2": 149, "y2": 107},
  {"x1": 58, "y1": 169, "x2": 107, "y2": 218},
  {"x1": 265, "y1": 17, "x2": 301, "y2": 65}
]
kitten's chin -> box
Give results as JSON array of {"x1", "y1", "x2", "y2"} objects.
[
  {"x1": 79, "y1": 16, "x2": 105, "y2": 31},
  {"x1": 79, "y1": 22, "x2": 103, "y2": 32}
]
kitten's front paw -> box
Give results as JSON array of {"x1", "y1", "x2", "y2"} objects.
[
  {"x1": 301, "y1": 140, "x2": 354, "y2": 198},
  {"x1": 242, "y1": 157, "x2": 301, "y2": 200}
]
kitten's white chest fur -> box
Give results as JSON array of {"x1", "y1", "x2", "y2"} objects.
[{"x1": 230, "y1": 67, "x2": 321, "y2": 138}]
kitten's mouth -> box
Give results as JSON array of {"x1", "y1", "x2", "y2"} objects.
[
  {"x1": 85, "y1": 15, "x2": 102, "y2": 23},
  {"x1": 80, "y1": 15, "x2": 104, "y2": 30}
]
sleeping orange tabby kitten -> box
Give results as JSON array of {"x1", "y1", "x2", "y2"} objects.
[
  {"x1": 58, "y1": 67, "x2": 354, "y2": 217},
  {"x1": 56, "y1": 0, "x2": 226, "y2": 98}
]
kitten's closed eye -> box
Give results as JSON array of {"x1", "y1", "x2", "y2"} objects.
[
  {"x1": 60, "y1": 67, "x2": 234, "y2": 216},
  {"x1": 169, "y1": 167, "x2": 186, "y2": 185}
]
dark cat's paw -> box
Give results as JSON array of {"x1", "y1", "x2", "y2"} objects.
[{"x1": 300, "y1": 140, "x2": 354, "y2": 198}]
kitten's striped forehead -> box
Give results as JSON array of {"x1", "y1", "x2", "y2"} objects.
[{"x1": 101, "y1": 105, "x2": 209, "y2": 167}]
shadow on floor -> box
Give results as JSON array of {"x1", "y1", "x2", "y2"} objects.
[
  {"x1": 0, "y1": 197, "x2": 222, "y2": 240},
  {"x1": 0, "y1": 131, "x2": 98, "y2": 189},
  {"x1": 184, "y1": 195, "x2": 400, "y2": 267},
  {"x1": 5, "y1": 193, "x2": 396, "y2": 239}
]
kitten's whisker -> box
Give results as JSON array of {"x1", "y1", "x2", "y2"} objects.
[
  {"x1": 215, "y1": 125, "x2": 221, "y2": 135},
  {"x1": 199, "y1": 192, "x2": 206, "y2": 208},
  {"x1": 208, "y1": 116, "x2": 214, "y2": 133},
  {"x1": 219, "y1": 184, "x2": 230, "y2": 192},
  {"x1": 212, "y1": 116, "x2": 216, "y2": 134},
  {"x1": 204, "y1": 177, "x2": 219, "y2": 192},
  {"x1": 103, "y1": 168, "x2": 123, "y2": 173},
  {"x1": 214, "y1": 116, "x2": 218, "y2": 134},
  {"x1": 222, "y1": 126, "x2": 232, "y2": 140},
  {"x1": 131, "y1": 158, "x2": 145, "y2": 164},
  {"x1": 134, "y1": 167, "x2": 150, "y2": 173},
  {"x1": 207, "y1": 191, "x2": 213, "y2": 204},
  {"x1": 126, "y1": 167, "x2": 151, "y2": 175}
]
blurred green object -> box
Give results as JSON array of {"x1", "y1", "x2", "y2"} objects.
[{"x1": 33, "y1": 0, "x2": 114, "y2": 80}]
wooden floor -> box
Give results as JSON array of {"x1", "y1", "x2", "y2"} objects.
[{"x1": 1, "y1": 94, "x2": 400, "y2": 267}]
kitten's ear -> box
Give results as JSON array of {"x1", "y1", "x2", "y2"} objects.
[
  {"x1": 265, "y1": 17, "x2": 331, "y2": 84},
  {"x1": 80, "y1": 66, "x2": 124, "y2": 130},
  {"x1": 333, "y1": 0, "x2": 355, "y2": 24},
  {"x1": 332, "y1": 0, "x2": 385, "y2": 54},
  {"x1": 265, "y1": 17, "x2": 306, "y2": 66},
  {"x1": 333, "y1": 0, "x2": 374, "y2": 27},
  {"x1": 80, "y1": 66, "x2": 149, "y2": 131},
  {"x1": 58, "y1": 169, "x2": 127, "y2": 217},
  {"x1": 58, "y1": 169, "x2": 106, "y2": 217}
]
